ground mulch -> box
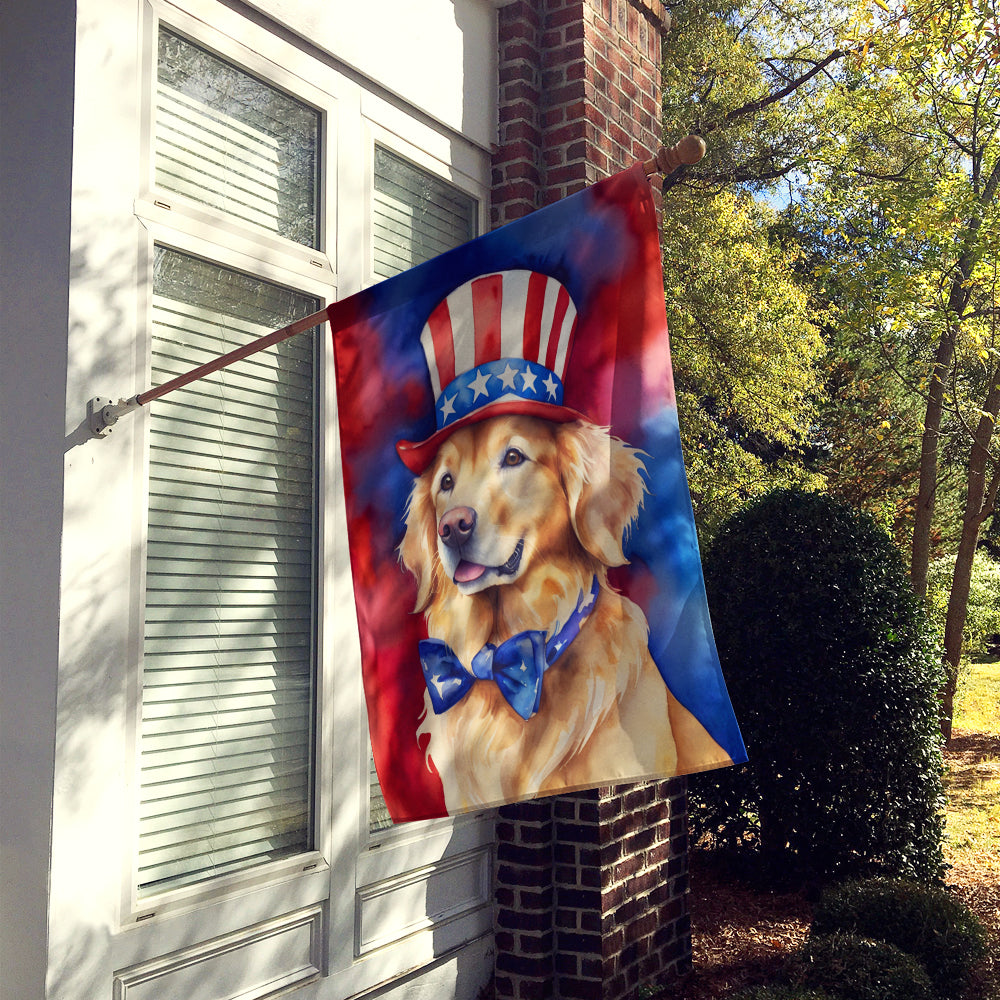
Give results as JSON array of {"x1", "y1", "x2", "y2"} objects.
[
  {"x1": 655, "y1": 849, "x2": 814, "y2": 999},
  {"x1": 656, "y1": 733, "x2": 1000, "y2": 1000}
]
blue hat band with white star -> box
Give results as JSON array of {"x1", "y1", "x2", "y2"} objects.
[{"x1": 437, "y1": 358, "x2": 564, "y2": 430}]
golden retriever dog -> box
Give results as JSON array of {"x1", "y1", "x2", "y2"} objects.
[{"x1": 399, "y1": 413, "x2": 728, "y2": 813}]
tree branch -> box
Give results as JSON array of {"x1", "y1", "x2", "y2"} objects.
[{"x1": 702, "y1": 49, "x2": 847, "y2": 133}]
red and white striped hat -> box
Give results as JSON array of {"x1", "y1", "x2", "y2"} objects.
[{"x1": 396, "y1": 270, "x2": 586, "y2": 473}]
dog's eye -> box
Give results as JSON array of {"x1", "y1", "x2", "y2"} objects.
[
  {"x1": 439, "y1": 472, "x2": 454, "y2": 492},
  {"x1": 502, "y1": 448, "x2": 525, "y2": 468}
]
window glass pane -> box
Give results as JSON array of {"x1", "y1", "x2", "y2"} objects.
[
  {"x1": 156, "y1": 28, "x2": 320, "y2": 248},
  {"x1": 369, "y1": 148, "x2": 477, "y2": 833},
  {"x1": 372, "y1": 146, "x2": 477, "y2": 279},
  {"x1": 138, "y1": 246, "x2": 318, "y2": 895}
]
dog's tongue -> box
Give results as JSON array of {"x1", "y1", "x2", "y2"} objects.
[{"x1": 455, "y1": 560, "x2": 486, "y2": 584}]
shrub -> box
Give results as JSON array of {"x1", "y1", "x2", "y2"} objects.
[
  {"x1": 792, "y1": 933, "x2": 934, "y2": 1000},
  {"x1": 693, "y1": 489, "x2": 946, "y2": 882},
  {"x1": 811, "y1": 878, "x2": 988, "y2": 998}
]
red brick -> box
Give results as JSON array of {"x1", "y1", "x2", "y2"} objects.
[
  {"x1": 498, "y1": 862, "x2": 552, "y2": 888},
  {"x1": 502, "y1": 120, "x2": 543, "y2": 144},
  {"x1": 558, "y1": 930, "x2": 603, "y2": 955},
  {"x1": 625, "y1": 868, "x2": 658, "y2": 897},
  {"x1": 547, "y1": 163, "x2": 589, "y2": 186},
  {"x1": 500, "y1": 63, "x2": 535, "y2": 87},
  {"x1": 556, "y1": 951, "x2": 579, "y2": 976},
  {"x1": 496, "y1": 952, "x2": 551, "y2": 978},
  {"x1": 626, "y1": 824, "x2": 656, "y2": 849},
  {"x1": 542, "y1": 105, "x2": 567, "y2": 129},
  {"x1": 497, "y1": 844, "x2": 551, "y2": 870},
  {"x1": 519, "y1": 887, "x2": 555, "y2": 910},
  {"x1": 503, "y1": 79, "x2": 541, "y2": 104},
  {"x1": 609, "y1": 119, "x2": 632, "y2": 149},
  {"x1": 499, "y1": 100, "x2": 539, "y2": 124},
  {"x1": 492, "y1": 7, "x2": 690, "y2": 994},
  {"x1": 613, "y1": 894, "x2": 641, "y2": 925},
  {"x1": 625, "y1": 910, "x2": 658, "y2": 944},
  {"x1": 542, "y1": 39, "x2": 587, "y2": 69},
  {"x1": 546, "y1": 119, "x2": 590, "y2": 146},
  {"x1": 519, "y1": 930, "x2": 555, "y2": 954},
  {"x1": 560, "y1": 979, "x2": 604, "y2": 1000},
  {"x1": 502, "y1": 40, "x2": 537, "y2": 63},
  {"x1": 492, "y1": 138, "x2": 540, "y2": 164},
  {"x1": 548, "y1": 3, "x2": 589, "y2": 28},
  {"x1": 498, "y1": 906, "x2": 551, "y2": 931},
  {"x1": 646, "y1": 842, "x2": 671, "y2": 866},
  {"x1": 542, "y1": 66, "x2": 566, "y2": 89},
  {"x1": 496, "y1": 886, "x2": 516, "y2": 908}
]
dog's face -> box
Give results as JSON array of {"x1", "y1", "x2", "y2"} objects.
[
  {"x1": 400, "y1": 414, "x2": 646, "y2": 610},
  {"x1": 420, "y1": 415, "x2": 566, "y2": 596}
]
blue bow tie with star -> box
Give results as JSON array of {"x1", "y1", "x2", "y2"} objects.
[{"x1": 418, "y1": 576, "x2": 600, "y2": 720}]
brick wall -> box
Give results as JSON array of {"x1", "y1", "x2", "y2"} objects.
[
  {"x1": 494, "y1": 782, "x2": 691, "y2": 1000},
  {"x1": 492, "y1": 0, "x2": 668, "y2": 227},
  {"x1": 490, "y1": 9, "x2": 689, "y2": 997}
]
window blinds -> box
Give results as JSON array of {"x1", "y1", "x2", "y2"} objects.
[
  {"x1": 138, "y1": 248, "x2": 318, "y2": 895},
  {"x1": 368, "y1": 148, "x2": 477, "y2": 833}
]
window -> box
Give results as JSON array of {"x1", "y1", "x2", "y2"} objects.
[
  {"x1": 119, "y1": 8, "x2": 493, "y2": 991},
  {"x1": 155, "y1": 28, "x2": 320, "y2": 247},
  {"x1": 139, "y1": 248, "x2": 319, "y2": 895},
  {"x1": 136, "y1": 26, "x2": 323, "y2": 898},
  {"x1": 56, "y1": 0, "x2": 498, "y2": 993},
  {"x1": 372, "y1": 145, "x2": 478, "y2": 280}
]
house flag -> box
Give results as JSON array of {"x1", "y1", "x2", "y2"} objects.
[{"x1": 331, "y1": 164, "x2": 746, "y2": 821}]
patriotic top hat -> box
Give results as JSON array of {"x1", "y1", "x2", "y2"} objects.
[{"x1": 396, "y1": 270, "x2": 587, "y2": 473}]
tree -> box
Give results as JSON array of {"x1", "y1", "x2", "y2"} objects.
[
  {"x1": 660, "y1": 0, "x2": 999, "y2": 737},
  {"x1": 661, "y1": 0, "x2": 853, "y2": 195},
  {"x1": 801, "y1": 0, "x2": 1000, "y2": 736},
  {"x1": 661, "y1": 188, "x2": 825, "y2": 537},
  {"x1": 659, "y1": 0, "x2": 844, "y2": 537}
]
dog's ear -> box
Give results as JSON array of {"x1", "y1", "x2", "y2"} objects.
[
  {"x1": 399, "y1": 474, "x2": 441, "y2": 612},
  {"x1": 558, "y1": 420, "x2": 646, "y2": 567}
]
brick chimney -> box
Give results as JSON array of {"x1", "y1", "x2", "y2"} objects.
[{"x1": 490, "y1": 4, "x2": 693, "y2": 999}]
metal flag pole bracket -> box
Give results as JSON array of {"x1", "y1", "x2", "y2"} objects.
[{"x1": 88, "y1": 395, "x2": 142, "y2": 438}]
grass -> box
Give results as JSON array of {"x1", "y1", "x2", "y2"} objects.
[
  {"x1": 954, "y1": 657, "x2": 1000, "y2": 734},
  {"x1": 943, "y1": 657, "x2": 1000, "y2": 1000},
  {"x1": 945, "y1": 658, "x2": 1000, "y2": 869}
]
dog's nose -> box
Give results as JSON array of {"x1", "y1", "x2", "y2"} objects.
[{"x1": 438, "y1": 506, "x2": 476, "y2": 549}]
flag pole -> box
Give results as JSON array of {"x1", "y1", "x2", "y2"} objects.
[
  {"x1": 87, "y1": 306, "x2": 331, "y2": 437},
  {"x1": 88, "y1": 136, "x2": 705, "y2": 438}
]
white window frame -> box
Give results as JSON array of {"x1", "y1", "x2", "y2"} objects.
[
  {"x1": 123, "y1": 0, "x2": 340, "y2": 931},
  {"x1": 110, "y1": 0, "x2": 496, "y2": 992}
]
